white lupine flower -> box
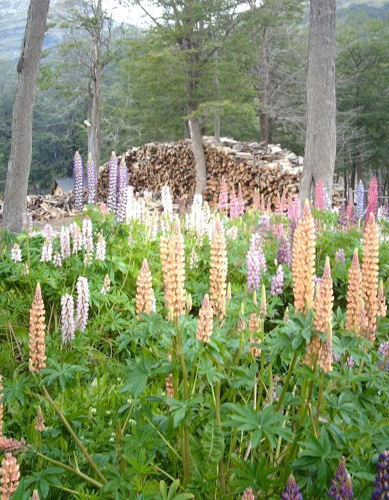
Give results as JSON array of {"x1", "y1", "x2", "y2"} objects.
[
  {"x1": 161, "y1": 185, "x2": 173, "y2": 220},
  {"x1": 82, "y1": 218, "x2": 94, "y2": 253},
  {"x1": 11, "y1": 243, "x2": 22, "y2": 262},
  {"x1": 40, "y1": 238, "x2": 53, "y2": 262},
  {"x1": 75, "y1": 276, "x2": 89, "y2": 332},
  {"x1": 95, "y1": 233, "x2": 106, "y2": 261},
  {"x1": 60, "y1": 226, "x2": 71, "y2": 259}
]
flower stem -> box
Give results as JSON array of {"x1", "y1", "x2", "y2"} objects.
[{"x1": 276, "y1": 352, "x2": 298, "y2": 412}]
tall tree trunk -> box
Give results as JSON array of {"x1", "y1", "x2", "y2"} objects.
[
  {"x1": 300, "y1": 0, "x2": 336, "y2": 204},
  {"x1": 189, "y1": 117, "x2": 207, "y2": 195},
  {"x1": 87, "y1": 74, "x2": 101, "y2": 168},
  {"x1": 214, "y1": 107, "x2": 221, "y2": 143},
  {"x1": 3, "y1": 0, "x2": 50, "y2": 233},
  {"x1": 258, "y1": 26, "x2": 271, "y2": 146}
]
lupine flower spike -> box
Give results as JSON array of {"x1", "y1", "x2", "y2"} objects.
[
  {"x1": 356, "y1": 180, "x2": 365, "y2": 220},
  {"x1": 61, "y1": 294, "x2": 75, "y2": 344},
  {"x1": 75, "y1": 277, "x2": 89, "y2": 332},
  {"x1": 210, "y1": 217, "x2": 228, "y2": 319},
  {"x1": 10, "y1": 243, "x2": 22, "y2": 262},
  {"x1": 277, "y1": 237, "x2": 292, "y2": 266},
  {"x1": 377, "y1": 280, "x2": 387, "y2": 318},
  {"x1": 292, "y1": 200, "x2": 316, "y2": 313},
  {"x1": 346, "y1": 249, "x2": 363, "y2": 334},
  {"x1": 116, "y1": 158, "x2": 128, "y2": 223},
  {"x1": 241, "y1": 487, "x2": 255, "y2": 500},
  {"x1": 237, "y1": 184, "x2": 245, "y2": 216},
  {"x1": 73, "y1": 151, "x2": 84, "y2": 211},
  {"x1": 0, "y1": 453, "x2": 20, "y2": 499},
  {"x1": 196, "y1": 294, "x2": 213, "y2": 343},
  {"x1": 35, "y1": 409, "x2": 45, "y2": 432},
  {"x1": 136, "y1": 259, "x2": 154, "y2": 318},
  {"x1": 86, "y1": 152, "x2": 97, "y2": 204},
  {"x1": 361, "y1": 213, "x2": 379, "y2": 341},
  {"x1": 372, "y1": 450, "x2": 389, "y2": 500},
  {"x1": 271, "y1": 265, "x2": 284, "y2": 296},
  {"x1": 165, "y1": 374, "x2": 174, "y2": 398},
  {"x1": 305, "y1": 257, "x2": 333, "y2": 372},
  {"x1": 218, "y1": 176, "x2": 229, "y2": 212},
  {"x1": 366, "y1": 175, "x2": 378, "y2": 220},
  {"x1": 160, "y1": 219, "x2": 186, "y2": 320},
  {"x1": 29, "y1": 284, "x2": 46, "y2": 372},
  {"x1": 229, "y1": 188, "x2": 239, "y2": 218},
  {"x1": 32, "y1": 490, "x2": 40, "y2": 500},
  {"x1": 101, "y1": 275, "x2": 111, "y2": 295},
  {"x1": 107, "y1": 151, "x2": 118, "y2": 212},
  {"x1": 281, "y1": 475, "x2": 303, "y2": 500},
  {"x1": 95, "y1": 233, "x2": 106, "y2": 261},
  {"x1": 315, "y1": 179, "x2": 326, "y2": 210},
  {"x1": 60, "y1": 226, "x2": 71, "y2": 259},
  {"x1": 327, "y1": 457, "x2": 353, "y2": 499}
]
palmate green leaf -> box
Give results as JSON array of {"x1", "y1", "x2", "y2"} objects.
[
  {"x1": 2, "y1": 375, "x2": 32, "y2": 406},
  {"x1": 201, "y1": 421, "x2": 225, "y2": 463},
  {"x1": 225, "y1": 404, "x2": 291, "y2": 449},
  {"x1": 41, "y1": 360, "x2": 87, "y2": 391},
  {"x1": 120, "y1": 358, "x2": 153, "y2": 397}
]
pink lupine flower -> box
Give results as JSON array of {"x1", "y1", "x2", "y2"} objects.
[
  {"x1": 40, "y1": 238, "x2": 53, "y2": 263},
  {"x1": 249, "y1": 233, "x2": 267, "y2": 272},
  {"x1": 272, "y1": 223, "x2": 284, "y2": 240},
  {"x1": 82, "y1": 218, "x2": 93, "y2": 253},
  {"x1": 218, "y1": 176, "x2": 229, "y2": 212},
  {"x1": 257, "y1": 214, "x2": 270, "y2": 236},
  {"x1": 271, "y1": 265, "x2": 284, "y2": 296},
  {"x1": 61, "y1": 294, "x2": 75, "y2": 344},
  {"x1": 366, "y1": 175, "x2": 378, "y2": 220},
  {"x1": 315, "y1": 179, "x2": 326, "y2": 210},
  {"x1": 95, "y1": 233, "x2": 106, "y2": 261},
  {"x1": 247, "y1": 248, "x2": 261, "y2": 292},
  {"x1": 11, "y1": 243, "x2": 22, "y2": 262},
  {"x1": 229, "y1": 188, "x2": 239, "y2": 218},
  {"x1": 288, "y1": 197, "x2": 301, "y2": 220},
  {"x1": 53, "y1": 252, "x2": 62, "y2": 267},
  {"x1": 0, "y1": 453, "x2": 20, "y2": 498},
  {"x1": 60, "y1": 226, "x2": 71, "y2": 259},
  {"x1": 75, "y1": 277, "x2": 89, "y2": 332}
]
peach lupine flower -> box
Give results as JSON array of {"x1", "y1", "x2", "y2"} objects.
[
  {"x1": 378, "y1": 280, "x2": 387, "y2": 318},
  {"x1": 196, "y1": 295, "x2": 213, "y2": 343},
  {"x1": 165, "y1": 374, "x2": 174, "y2": 398},
  {"x1": 160, "y1": 219, "x2": 186, "y2": 320},
  {"x1": 345, "y1": 249, "x2": 363, "y2": 334},
  {"x1": 136, "y1": 259, "x2": 154, "y2": 318},
  {"x1": 292, "y1": 200, "x2": 316, "y2": 313},
  {"x1": 32, "y1": 490, "x2": 40, "y2": 500},
  {"x1": 248, "y1": 313, "x2": 261, "y2": 357},
  {"x1": 305, "y1": 257, "x2": 333, "y2": 373},
  {"x1": 35, "y1": 409, "x2": 45, "y2": 432},
  {"x1": 29, "y1": 284, "x2": 46, "y2": 373},
  {"x1": 210, "y1": 217, "x2": 228, "y2": 320},
  {"x1": 361, "y1": 213, "x2": 379, "y2": 341},
  {"x1": 241, "y1": 487, "x2": 255, "y2": 500},
  {"x1": 0, "y1": 438, "x2": 25, "y2": 454},
  {"x1": 0, "y1": 453, "x2": 20, "y2": 499}
]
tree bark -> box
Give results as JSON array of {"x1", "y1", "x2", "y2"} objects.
[
  {"x1": 189, "y1": 117, "x2": 207, "y2": 195},
  {"x1": 300, "y1": 0, "x2": 336, "y2": 204},
  {"x1": 3, "y1": 0, "x2": 50, "y2": 233},
  {"x1": 87, "y1": 74, "x2": 101, "y2": 168}
]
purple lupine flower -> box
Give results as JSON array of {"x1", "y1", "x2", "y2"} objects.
[
  {"x1": 333, "y1": 352, "x2": 341, "y2": 362},
  {"x1": 70, "y1": 222, "x2": 82, "y2": 254},
  {"x1": 335, "y1": 249, "x2": 345, "y2": 263},
  {"x1": 250, "y1": 233, "x2": 267, "y2": 272},
  {"x1": 378, "y1": 342, "x2": 389, "y2": 371},
  {"x1": 356, "y1": 180, "x2": 365, "y2": 219},
  {"x1": 107, "y1": 151, "x2": 118, "y2": 212},
  {"x1": 346, "y1": 356, "x2": 354, "y2": 369},
  {"x1": 82, "y1": 218, "x2": 94, "y2": 253},
  {"x1": 73, "y1": 151, "x2": 84, "y2": 211},
  {"x1": 40, "y1": 238, "x2": 53, "y2": 263},
  {"x1": 258, "y1": 214, "x2": 270, "y2": 236},
  {"x1": 11, "y1": 243, "x2": 22, "y2": 262},
  {"x1": 61, "y1": 294, "x2": 75, "y2": 344},
  {"x1": 53, "y1": 252, "x2": 62, "y2": 267},
  {"x1": 75, "y1": 276, "x2": 89, "y2": 332},
  {"x1": 86, "y1": 153, "x2": 97, "y2": 205},
  {"x1": 116, "y1": 158, "x2": 128, "y2": 223},
  {"x1": 271, "y1": 265, "x2": 284, "y2": 296},
  {"x1": 327, "y1": 458, "x2": 353, "y2": 499},
  {"x1": 372, "y1": 450, "x2": 389, "y2": 500},
  {"x1": 247, "y1": 248, "x2": 261, "y2": 292},
  {"x1": 277, "y1": 237, "x2": 292, "y2": 266},
  {"x1": 281, "y1": 475, "x2": 303, "y2": 500},
  {"x1": 95, "y1": 233, "x2": 106, "y2": 261},
  {"x1": 60, "y1": 226, "x2": 71, "y2": 259},
  {"x1": 366, "y1": 175, "x2": 378, "y2": 220}
]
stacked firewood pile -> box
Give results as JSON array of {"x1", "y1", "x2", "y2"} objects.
[
  {"x1": 98, "y1": 137, "x2": 305, "y2": 206},
  {"x1": 27, "y1": 192, "x2": 75, "y2": 221}
]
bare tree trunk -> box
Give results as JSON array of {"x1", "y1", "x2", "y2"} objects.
[
  {"x1": 214, "y1": 108, "x2": 221, "y2": 143},
  {"x1": 300, "y1": 0, "x2": 336, "y2": 204},
  {"x1": 189, "y1": 117, "x2": 207, "y2": 195},
  {"x1": 87, "y1": 74, "x2": 101, "y2": 168},
  {"x1": 3, "y1": 0, "x2": 50, "y2": 233},
  {"x1": 258, "y1": 26, "x2": 272, "y2": 146}
]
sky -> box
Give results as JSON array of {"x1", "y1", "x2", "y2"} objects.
[{"x1": 102, "y1": 0, "x2": 160, "y2": 26}]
